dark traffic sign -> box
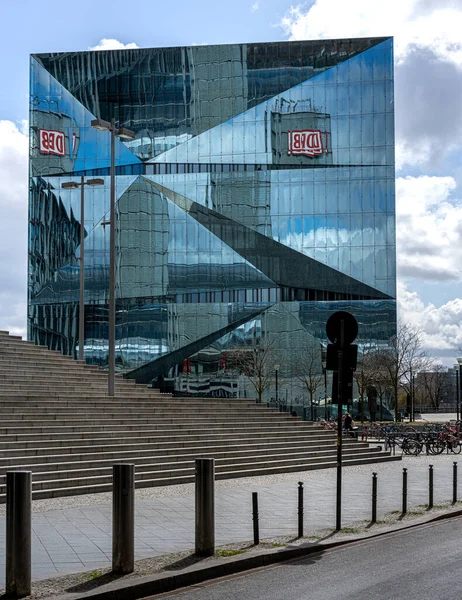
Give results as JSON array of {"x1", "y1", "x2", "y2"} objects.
[{"x1": 326, "y1": 311, "x2": 358, "y2": 346}]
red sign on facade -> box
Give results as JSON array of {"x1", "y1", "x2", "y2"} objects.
[
  {"x1": 39, "y1": 129, "x2": 66, "y2": 157},
  {"x1": 287, "y1": 129, "x2": 328, "y2": 157}
]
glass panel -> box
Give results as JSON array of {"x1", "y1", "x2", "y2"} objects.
[{"x1": 29, "y1": 38, "x2": 396, "y2": 390}]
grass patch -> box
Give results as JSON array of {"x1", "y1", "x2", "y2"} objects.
[
  {"x1": 309, "y1": 535, "x2": 321, "y2": 540},
  {"x1": 339, "y1": 527, "x2": 360, "y2": 534},
  {"x1": 407, "y1": 510, "x2": 425, "y2": 516},
  {"x1": 271, "y1": 542, "x2": 286, "y2": 547},
  {"x1": 390, "y1": 510, "x2": 401, "y2": 515},
  {"x1": 216, "y1": 549, "x2": 246, "y2": 557},
  {"x1": 88, "y1": 570, "x2": 103, "y2": 580}
]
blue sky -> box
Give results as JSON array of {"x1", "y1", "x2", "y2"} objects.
[{"x1": 1, "y1": 0, "x2": 461, "y2": 363}]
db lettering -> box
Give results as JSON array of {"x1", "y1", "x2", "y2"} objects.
[
  {"x1": 287, "y1": 129, "x2": 328, "y2": 157},
  {"x1": 39, "y1": 129, "x2": 66, "y2": 157}
]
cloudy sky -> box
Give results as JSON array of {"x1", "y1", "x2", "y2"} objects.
[{"x1": 0, "y1": 0, "x2": 460, "y2": 362}]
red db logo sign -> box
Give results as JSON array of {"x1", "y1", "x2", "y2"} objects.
[
  {"x1": 287, "y1": 129, "x2": 328, "y2": 157},
  {"x1": 39, "y1": 129, "x2": 66, "y2": 157}
]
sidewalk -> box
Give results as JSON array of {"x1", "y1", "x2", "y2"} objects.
[{"x1": 0, "y1": 453, "x2": 459, "y2": 587}]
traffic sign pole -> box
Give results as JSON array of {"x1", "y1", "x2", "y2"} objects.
[
  {"x1": 325, "y1": 310, "x2": 358, "y2": 533},
  {"x1": 336, "y1": 318, "x2": 344, "y2": 532}
]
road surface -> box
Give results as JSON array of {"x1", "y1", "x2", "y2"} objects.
[{"x1": 152, "y1": 517, "x2": 462, "y2": 600}]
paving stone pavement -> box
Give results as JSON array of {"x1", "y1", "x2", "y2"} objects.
[{"x1": 0, "y1": 452, "x2": 460, "y2": 586}]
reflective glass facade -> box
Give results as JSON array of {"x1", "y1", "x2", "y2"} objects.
[{"x1": 29, "y1": 38, "x2": 396, "y2": 402}]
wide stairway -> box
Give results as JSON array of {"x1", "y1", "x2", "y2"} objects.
[{"x1": 0, "y1": 330, "x2": 399, "y2": 501}]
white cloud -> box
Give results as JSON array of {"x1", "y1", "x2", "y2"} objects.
[
  {"x1": 396, "y1": 175, "x2": 462, "y2": 282},
  {"x1": 0, "y1": 120, "x2": 29, "y2": 339},
  {"x1": 89, "y1": 39, "x2": 139, "y2": 51},
  {"x1": 281, "y1": 0, "x2": 462, "y2": 172},
  {"x1": 251, "y1": 1, "x2": 259, "y2": 11},
  {"x1": 398, "y1": 281, "x2": 462, "y2": 359},
  {"x1": 281, "y1": 0, "x2": 462, "y2": 65}
]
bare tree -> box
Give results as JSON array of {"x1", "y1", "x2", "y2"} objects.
[
  {"x1": 292, "y1": 344, "x2": 324, "y2": 420},
  {"x1": 354, "y1": 351, "x2": 377, "y2": 422},
  {"x1": 227, "y1": 338, "x2": 278, "y2": 404},
  {"x1": 377, "y1": 322, "x2": 432, "y2": 421},
  {"x1": 419, "y1": 365, "x2": 452, "y2": 410}
]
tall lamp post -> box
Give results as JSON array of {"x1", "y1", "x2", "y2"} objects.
[
  {"x1": 274, "y1": 364, "x2": 280, "y2": 405},
  {"x1": 456, "y1": 359, "x2": 462, "y2": 421},
  {"x1": 62, "y1": 177, "x2": 104, "y2": 361},
  {"x1": 90, "y1": 119, "x2": 135, "y2": 396}
]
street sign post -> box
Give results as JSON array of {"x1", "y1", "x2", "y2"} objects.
[{"x1": 325, "y1": 311, "x2": 358, "y2": 531}]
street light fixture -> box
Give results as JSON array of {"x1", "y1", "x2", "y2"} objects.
[
  {"x1": 62, "y1": 176, "x2": 104, "y2": 361},
  {"x1": 90, "y1": 119, "x2": 135, "y2": 397}
]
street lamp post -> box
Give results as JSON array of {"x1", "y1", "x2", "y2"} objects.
[
  {"x1": 62, "y1": 177, "x2": 104, "y2": 361},
  {"x1": 456, "y1": 368, "x2": 459, "y2": 422},
  {"x1": 90, "y1": 119, "x2": 135, "y2": 396},
  {"x1": 411, "y1": 372, "x2": 416, "y2": 423},
  {"x1": 274, "y1": 365, "x2": 280, "y2": 405},
  {"x1": 455, "y1": 362, "x2": 461, "y2": 422},
  {"x1": 456, "y1": 358, "x2": 462, "y2": 420}
]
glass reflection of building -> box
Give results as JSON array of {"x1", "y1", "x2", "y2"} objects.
[{"x1": 29, "y1": 38, "x2": 396, "y2": 403}]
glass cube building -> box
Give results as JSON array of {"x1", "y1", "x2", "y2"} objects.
[{"x1": 29, "y1": 37, "x2": 396, "y2": 402}]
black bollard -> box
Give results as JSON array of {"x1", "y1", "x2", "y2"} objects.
[
  {"x1": 298, "y1": 482, "x2": 304, "y2": 538},
  {"x1": 195, "y1": 458, "x2": 215, "y2": 556},
  {"x1": 112, "y1": 464, "x2": 135, "y2": 574},
  {"x1": 372, "y1": 472, "x2": 377, "y2": 524},
  {"x1": 453, "y1": 462, "x2": 458, "y2": 505},
  {"x1": 402, "y1": 468, "x2": 407, "y2": 515},
  {"x1": 6, "y1": 471, "x2": 31, "y2": 598},
  {"x1": 252, "y1": 492, "x2": 259, "y2": 545},
  {"x1": 429, "y1": 464, "x2": 434, "y2": 509}
]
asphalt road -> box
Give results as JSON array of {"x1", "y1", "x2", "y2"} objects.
[{"x1": 154, "y1": 517, "x2": 462, "y2": 600}]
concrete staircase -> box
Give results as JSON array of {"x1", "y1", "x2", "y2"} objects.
[{"x1": 0, "y1": 330, "x2": 400, "y2": 500}]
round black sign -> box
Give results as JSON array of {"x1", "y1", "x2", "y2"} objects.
[{"x1": 326, "y1": 311, "x2": 358, "y2": 345}]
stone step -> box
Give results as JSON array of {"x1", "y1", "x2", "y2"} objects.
[
  {"x1": 0, "y1": 403, "x2": 269, "y2": 414},
  {"x1": 0, "y1": 446, "x2": 379, "y2": 483},
  {"x1": 0, "y1": 344, "x2": 86, "y2": 352},
  {"x1": 0, "y1": 364, "x2": 109, "y2": 374},
  {"x1": 0, "y1": 404, "x2": 287, "y2": 415},
  {"x1": 0, "y1": 440, "x2": 355, "y2": 468},
  {"x1": 0, "y1": 415, "x2": 300, "y2": 427},
  {"x1": 0, "y1": 376, "x2": 131, "y2": 386},
  {"x1": 0, "y1": 382, "x2": 137, "y2": 391},
  {"x1": 0, "y1": 422, "x2": 318, "y2": 436},
  {"x1": 0, "y1": 395, "x2": 260, "y2": 406},
  {"x1": 0, "y1": 330, "x2": 401, "y2": 500},
  {"x1": 0, "y1": 372, "x2": 112, "y2": 382},
  {"x1": 0, "y1": 431, "x2": 337, "y2": 456},
  {"x1": 0, "y1": 452, "x2": 400, "y2": 500},
  {"x1": 0, "y1": 391, "x2": 191, "y2": 399},
  {"x1": 0, "y1": 350, "x2": 89, "y2": 360},
  {"x1": 0, "y1": 408, "x2": 288, "y2": 418},
  {"x1": 0, "y1": 354, "x2": 88, "y2": 365},
  {"x1": 3, "y1": 455, "x2": 399, "y2": 501}
]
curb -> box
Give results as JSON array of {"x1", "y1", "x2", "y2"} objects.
[{"x1": 50, "y1": 508, "x2": 462, "y2": 600}]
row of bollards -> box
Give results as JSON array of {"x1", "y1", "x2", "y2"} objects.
[
  {"x1": 4, "y1": 460, "x2": 460, "y2": 597},
  {"x1": 252, "y1": 481, "x2": 305, "y2": 545},
  {"x1": 4, "y1": 459, "x2": 216, "y2": 598},
  {"x1": 392, "y1": 462, "x2": 457, "y2": 518}
]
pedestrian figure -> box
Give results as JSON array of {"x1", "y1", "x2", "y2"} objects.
[{"x1": 343, "y1": 412, "x2": 354, "y2": 432}]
